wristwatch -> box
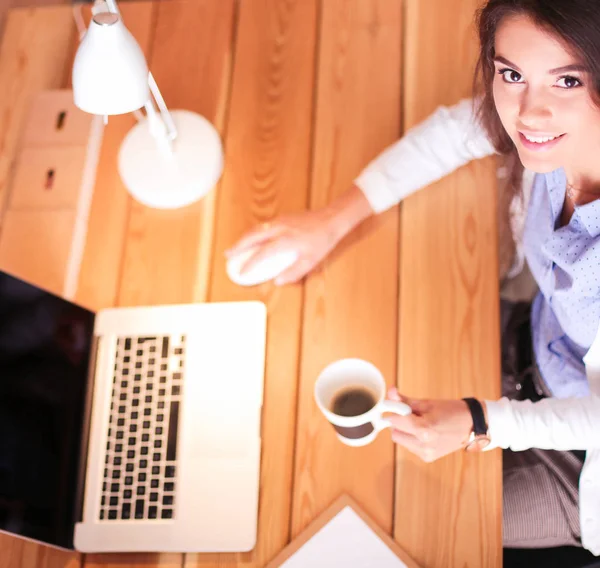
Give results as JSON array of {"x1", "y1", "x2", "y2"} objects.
[{"x1": 462, "y1": 397, "x2": 491, "y2": 452}]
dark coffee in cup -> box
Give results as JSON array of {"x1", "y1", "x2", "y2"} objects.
[{"x1": 331, "y1": 387, "x2": 377, "y2": 417}]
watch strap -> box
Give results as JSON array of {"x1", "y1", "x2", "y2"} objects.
[{"x1": 462, "y1": 397, "x2": 488, "y2": 435}]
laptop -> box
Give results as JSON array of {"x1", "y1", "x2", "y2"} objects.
[{"x1": 0, "y1": 268, "x2": 266, "y2": 553}]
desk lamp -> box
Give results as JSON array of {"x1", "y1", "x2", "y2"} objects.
[{"x1": 71, "y1": 0, "x2": 223, "y2": 209}]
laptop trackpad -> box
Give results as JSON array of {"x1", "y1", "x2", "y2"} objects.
[{"x1": 190, "y1": 408, "x2": 259, "y2": 458}]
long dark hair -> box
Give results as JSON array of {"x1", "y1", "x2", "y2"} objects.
[{"x1": 473, "y1": 0, "x2": 600, "y2": 199}]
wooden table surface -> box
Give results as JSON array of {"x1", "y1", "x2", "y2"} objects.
[{"x1": 0, "y1": 1, "x2": 502, "y2": 567}]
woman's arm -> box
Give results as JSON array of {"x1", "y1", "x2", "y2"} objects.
[
  {"x1": 354, "y1": 97, "x2": 497, "y2": 214},
  {"x1": 485, "y1": 395, "x2": 600, "y2": 451}
]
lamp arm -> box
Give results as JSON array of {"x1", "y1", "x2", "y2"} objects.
[{"x1": 148, "y1": 72, "x2": 178, "y2": 141}]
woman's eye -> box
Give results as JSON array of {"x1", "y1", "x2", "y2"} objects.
[
  {"x1": 498, "y1": 69, "x2": 523, "y2": 84},
  {"x1": 556, "y1": 76, "x2": 582, "y2": 89}
]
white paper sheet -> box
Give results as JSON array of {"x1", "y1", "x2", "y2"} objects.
[{"x1": 280, "y1": 506, "x2": 408, "y2": 568}]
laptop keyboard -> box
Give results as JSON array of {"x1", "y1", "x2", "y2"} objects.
[{"x1": 99, "y1": 334, "x2": 185, "y2": 521}]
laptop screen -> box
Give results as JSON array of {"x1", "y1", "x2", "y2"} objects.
[{"x1": 0, "y1": 270, "x2": 95, "y2": 549}]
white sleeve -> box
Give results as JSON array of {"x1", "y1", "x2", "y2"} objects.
[
  {"x1": 484, "y1": 395, "x2": 600, "y2": 451},
  {"x1": 354, "y1": 98, "x2": 497, "y2": 213}
]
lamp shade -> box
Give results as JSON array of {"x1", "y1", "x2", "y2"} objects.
[{"x1": 72, "y1": 12, "x2": 150, "y2": 115}]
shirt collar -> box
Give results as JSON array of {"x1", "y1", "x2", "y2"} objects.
[{"x1": 546, "y1": 168, "x2": 600, "y2": 238}]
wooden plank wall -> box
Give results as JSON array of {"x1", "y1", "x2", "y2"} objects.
[{"x1": 395, "y1": 0, "x2": 502, "y2": 566}]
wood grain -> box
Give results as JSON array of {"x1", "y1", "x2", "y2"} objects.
[
  {"x1": 116, "y1": 0, "x2": 234, "y2": 308},
  {"x1": 185, "y1": 0, "x2": 318, "y2": 566},
  {"x1": 395, "y1": 0, "x2": 502, "y2": 566},
  {"x1": 0, "y1": 533, "x2": 81, "y2": 568},
  {"x1": 0, "y1": 6, "x2": 76, "y2": 226},
  {"x1": 291, "y1": 0, "x2": 402, "y2": 538},
  {"x1": 73, "y1": 2, "x2": 155, "y2": 312}
]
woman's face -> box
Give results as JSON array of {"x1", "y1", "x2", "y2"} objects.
[{"x1": 492, "y1": 14, "x2": 600, "y2": 183}]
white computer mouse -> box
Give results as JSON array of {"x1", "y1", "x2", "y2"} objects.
[{"x1": 226, "y1": 246, "x2": 299, "y2": 287}]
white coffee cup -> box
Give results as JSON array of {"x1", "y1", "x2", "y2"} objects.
[{"x1": 314, "y1": 358, "x2": 412, "y2": 447}]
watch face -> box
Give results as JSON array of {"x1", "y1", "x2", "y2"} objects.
[{"x1": 465, "y1": 434, "x2": 491, "y2": 452}]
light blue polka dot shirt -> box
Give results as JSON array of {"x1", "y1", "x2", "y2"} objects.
[{"x1": 526, "y1": 168, "x2": 600, "y2": 398}]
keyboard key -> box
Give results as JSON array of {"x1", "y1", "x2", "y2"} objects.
[
  {"x1": 151, "y1": 479, "x2": 159, "y2": 488},
  {"x1": 132, "y1": 399, "x2": 139, "y2": 407},
  {"x1": 137, "y1": 486, "x2": 146, "y2": 496},
  {"x1": 149, "y1": 358, "x2": 155, "y2": 365},
  {"x1": 138, "y1": 472, "x2": 147, "y2": 482},
  {"x1": 115, "y1": 444, "x2": 123, "y2": 452},
  {"x1": 100, "y1": 510, "x2": 105, "y2": 520},
  {"x1": 136, "y1": 350, "x2": 143, "y2": 357},
  {"x1": 126, "y1": 463, "x2": 134, "y2": 472},
  {"x1": 150, "y1": 492, "x2": 159, "y2": 502},
  {"x1": 135, "y1": 500, "x2": 145, "y2": 519},
  {"x1": 112, "y1": 470, "x2": 121, "y2": 479},
  {"x1": 121, "y1": 380, "x2": 128, "y2": 388},
  {"x1": 131, "y1": 411, "x2": 139, "y2": 420},
  {"x1": 144, "y1": 408, "x2": 152, "y2": 416},
  {"x1": 122, "y1": 502, "x2": 131, "y2": 519},
  {"x1": 165, "y1": 466, "x2": 175, "y2": 478},
  {"x1": 149, "y1": 506, "x2": 158, "y2": 519},
  {"x1": 140, "y1": 459, "x2": 148, "y2": 468},
  {"x1": 116, "y1": 431, "x2": 124, "y2": 439},
  {"x1": 124, "y1": 489, "x2": 132, "y2": 499},
  {"x1": 130, "y1": 424, "x2": 138, "y2": 433},
  {"x1": 143, "y1": 421, "x2": 151, "y2": 429},
  {"x1": 119, "y1": 393, "x2": 127, "y2": 401},
  {"x1": 125, "y1": 338, "x2": 131, "y2": 350},
  {"x1": 156, "y1": 427, "x2": 163, "y2": 435},
  {"x1": 154, "y1": 440, "x2": 162, "y2": 449},
  {"x1": 162, "y1": 337, "x2": 169, "y2": 358},
  {"x1": 158, "y1": 401, "x2": 165, "y2": 410},
  {"x1": 163, "y1": 495, "x2": 173, "y2": 506},
  {"x1": 157, "y1": 414, "x2": 164, "y2": 422},
  {"x1": 153, "y1": 453, "x2": 161, "y2": 462},
  {"x1": 125, "y1": 476, "x2": 133, "y2": 486},
  {"x1": 111, "y1": 483, "x2": 120, "y2": 492},
  {"x1": 109, "y1": 496, "x2": 118, "y2": 506},
  {"x1": 101, "y1": 495, "x2": 106, "y2": 506},
  {"x1": 152, "y1": 466, "x2": 160, "y2": 475},
  {"x1": 164, "y1": 482, "x2": 174, "y2": 492},
  {"x1": 133, "y1": 386, "x2": 141, "y2": 394},
  {"x1": 128, "y1": 437, "x2": 136, "y2": 446},
  {"x1": 145, "y1": 395, "x2": 153, "y2": 404},
  {"x1": 167, "y1": 401, "x2": 179, "y2": 460},
  {"x1": 127, "y1": 450, "x2": 135, "y2": 459},
  {"x1": 141, "y1": 447, "x2": 149, "y2": 455},
  {"x1": 162, "y1": 509, "x2": 173, "y2": 519},
  {"x1": 114, "y1": 456, "x2": 122, "y2": 466},
  {"x1": 109, "y1": 509, "x2": 118, "y2": 520},
  {"x1": 117, "y1": 418, "x2": 125, "y2": 427},
  {"x1": 172, "y1": 385, "x2": 180, "y2": 396}
]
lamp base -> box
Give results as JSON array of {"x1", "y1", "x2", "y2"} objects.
[{"x1": 118, "y1": 109, "x2": 223, "y2": 209}]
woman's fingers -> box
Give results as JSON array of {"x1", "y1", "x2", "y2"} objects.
[
  {"x1": 391, "y1": 430, "x2": 436, "y2": 462},
  {"x1": 225, "y1": 222, "x2": 283, "y2": 258},
  {"x1": 274, "y1": 259, "x2": 312, "y2": 286},
  {"x1": 237, "y1": 239, "x2": 295, "y2": 277},
  {"x1": 385, "y1": 410, "x2": 435, "y2": 443}
]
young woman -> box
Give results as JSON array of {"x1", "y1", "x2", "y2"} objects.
[{"x1": 227, "y1": 0, "x2": 600, "y2": 559}]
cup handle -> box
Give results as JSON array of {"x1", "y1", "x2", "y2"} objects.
[{"x1": 374, "y1": 399, "x2": 412, "y2": 432}]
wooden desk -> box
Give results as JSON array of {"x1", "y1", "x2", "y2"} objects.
[{"x1": 0, "y1": 1, "x2": 501, "y2": 567}]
